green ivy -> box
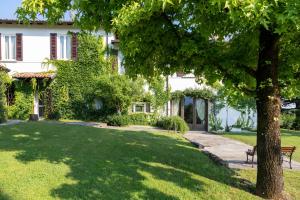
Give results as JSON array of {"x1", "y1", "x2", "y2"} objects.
[
  {"x1": 0, "y1": 71, "x2": 10, "y2": 123},
  {"x1": 45, "y1": 33, "x2": 109, "y2": 120},
  {"x1": 171, "y1": 88, "x2": 215, "y2": 100},
  {"x1": 45, "y1": 33, "x2": 170, "y2": 120},
  {"x1": 8, "y1": 80, "x2": 33, "y2": 120}
]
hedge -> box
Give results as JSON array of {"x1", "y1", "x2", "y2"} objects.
[
  {"x1": 156, "y1": 116, "x2": 189, "y2": 133},
  {"x1": 107, "y1": 113, "x2": 158, "y2": 127}
]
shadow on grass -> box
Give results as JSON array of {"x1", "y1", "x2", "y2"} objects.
[
  {"x1": 0, "y1": 122, "x2": 255, "y2": 199},
  {"x1": 0, "y1": 190, "x2": 11, "y2": 200}
]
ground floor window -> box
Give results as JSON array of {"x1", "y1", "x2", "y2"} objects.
[{"x1": 132, "y1": 102, "x2": 151, "y2": 113}]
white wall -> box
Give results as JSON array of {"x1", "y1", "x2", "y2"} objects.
[
  {"x1": 216, "y1": 106, "x2": 257, "y2": 129},
  {"x1": 0, "y1": 24, "x2": 121, "y2": 74},
  {"x1": 168, "y1": 75, "x2": 204, "y2": 92},
  {"x1": 0, "y1": 24, "x2": 79, "y2": 73}
]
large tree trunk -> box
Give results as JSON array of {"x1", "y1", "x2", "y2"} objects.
[{"x1": 256, "y1": 27, "x2": 284, "y2": 199}]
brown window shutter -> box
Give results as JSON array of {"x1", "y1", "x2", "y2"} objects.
[
  {"x1": 0, "y1": 33, "x2": 1, "y2": 60},
  {"x1": 71, "y1": 33, "x2": 78, "y2": 60},
  {"x1": 50, "y1": 33, "x2": 57, "y2": 60},
  {"x1": 16, "y1": 33, "x2": 23, "y2": 61}
]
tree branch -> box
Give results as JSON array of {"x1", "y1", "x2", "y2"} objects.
[{"x1": 214, "y1": 62, "x2": 256, "y2": 96}]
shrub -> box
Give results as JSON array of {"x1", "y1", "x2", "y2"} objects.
[
  {"x1": 280, "y1": 113, "x2": 296, "y2": 130},
  {"x1": 107, "y1": 113, "x2": 158, "y2": 127},
  {"x1": 8, "y1": 81, "x2": 33, "y2": 120},
  {"x1": 128, "y1": 113, "x2": 158, "y2": 125},
  {"x1": 156, "y1": 116, "x2": 189, "y2": 133},
  {"x1": 209, "y1": 114, "x2": 223, "y2": 132},
  {"x1": 0, "y1": 72, "x2": 9, "y2": 123},
  {"x1": 233, "y1": 115, "x2": 244, "y2": 128},
  {"x1": 107, "y1": 115, "x2": 130, "y2": 126},
  {"x1": 94, "y1": 75, "x2": 144, "y2": 115},
  {"x1": 292, "y1": 118, "x2": 300, "y2": 130}
]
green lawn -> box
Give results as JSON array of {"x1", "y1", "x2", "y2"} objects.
[
  {"x1": 0, "y1": 122, "x2": 298, "y2": 199},
  {"x1": 223, "y1": 129, "x2": 300, "y2": 162}
]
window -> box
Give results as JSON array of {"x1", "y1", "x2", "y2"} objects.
[
  {"x1": 4, "y1": 35, "x2": 16, "y2": 60},
  {"x1": 94, "y1": 98, "x2": 103, "y2": 110},
  {"x1": 135, "y1": 104, "x2": 144, "y2": 112},
  {"x1": 58, "y1": 35, "x2": 71, "y2": 59},
  {"x1": 132, "y1": 102, "x2": 151, "y2": 113}
]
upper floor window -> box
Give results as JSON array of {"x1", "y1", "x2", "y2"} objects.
[
  {"x1": 4, "y1": 35, "x2": 16, "y2": 60},
  {"x1": 58, "y1": 35, "x2": 71, "y2": 60}
]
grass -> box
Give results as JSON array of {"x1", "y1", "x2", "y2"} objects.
[
  {"x1": 0, "y1": 122, "x2": 298, "y2": 199},
  {"x1": 223, "y1": 129, "x2": 300, "y2": 162},
  {"x1": 238, "y1": 170, "x2": 300, "y2": 200}
]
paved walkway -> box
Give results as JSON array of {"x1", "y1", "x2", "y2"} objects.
[{"x1": 184, "y1": 131, "x2": 300, "y2": 170}]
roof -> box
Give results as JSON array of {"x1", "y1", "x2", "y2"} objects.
[
  {"x1": 0, "y1": 19, "x2": 74, "y2": 26},
  {"x1": 0, "y1": 64, "x2": 10, "y2": 72},
  {"x1": 12, "y1": 72, "x2": 56, "y2": 79}
]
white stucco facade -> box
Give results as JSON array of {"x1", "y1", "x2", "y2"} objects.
[
  {"x1": 0, "y1": 24, "x2": 76, "y2": 73},
  {"x1": 0, "y1": 22, "x2": 118, "y2": 75},
  {"x1": 0, "y1": 20, "x2": 119, "y2": 117}
]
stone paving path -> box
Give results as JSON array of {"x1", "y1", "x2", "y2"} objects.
[{"x1": 184, "y1": 131, "x2": 300, "y2": 170}]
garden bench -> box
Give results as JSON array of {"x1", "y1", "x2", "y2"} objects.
[
  {"x1": 246, "y1": 145, "x2": 296, "y2": 169},
  {"x1": 246, "y1": 146, "x2": 256, "y2": 167},
  {"x1": 281, "y1": 146, "x2": 296, "y2": 169}
]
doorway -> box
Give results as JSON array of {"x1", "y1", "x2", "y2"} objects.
[{"x1": 171, "y1": 96, "x2": 208, "y2": 131}]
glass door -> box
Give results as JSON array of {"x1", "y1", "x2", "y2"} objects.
[
  {"x1": 184, "y1": 96, "x2": 194, "y2": 129},
  {"x1": 195, "y1": 98, "x2": 207, "y2": 130}
]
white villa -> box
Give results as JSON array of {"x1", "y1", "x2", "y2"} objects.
[{"x1": 0, "y1": 19, "x2": 256, "y2": 131}]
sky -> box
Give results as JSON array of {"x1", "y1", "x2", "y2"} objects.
[
  {"x1": 0, "y1": 0, "x2": 71, "y2": 20},
  {"x1": 0, "y1": 0, "x2": 22, "y2": 19}
]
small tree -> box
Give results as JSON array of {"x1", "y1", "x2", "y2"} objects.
[
  {"x1": 146, "y1": 76, "x2": 170, "y2": 113},
  {"x1": 94, "y1": 74, "x2": 144, "y2": 115}
]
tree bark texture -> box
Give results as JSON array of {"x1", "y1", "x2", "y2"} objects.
[{"x1": 256, "y1": 27, "x2": 284, "y2": 199}]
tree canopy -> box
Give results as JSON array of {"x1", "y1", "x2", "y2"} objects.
[
  {"x1": 17, "y1": 0, "x2": 300, "y2": 98},
  {"x1": 17, "y1": 0, "x2": 300, "y2": 199}
]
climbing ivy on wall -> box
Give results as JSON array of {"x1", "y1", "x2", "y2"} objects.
[
  {"x1": 171, "y1": 88, "x2": 215, "y2": 100},
  {"x1": 8, "y1": 80, "x2": 33, "y2": 120},
  {"x1": 45, "y1": 33, "x2": 109, "y2": 120},
  {"x1": 0, "y1": 71, "x2": 10, "y2": 123}
]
